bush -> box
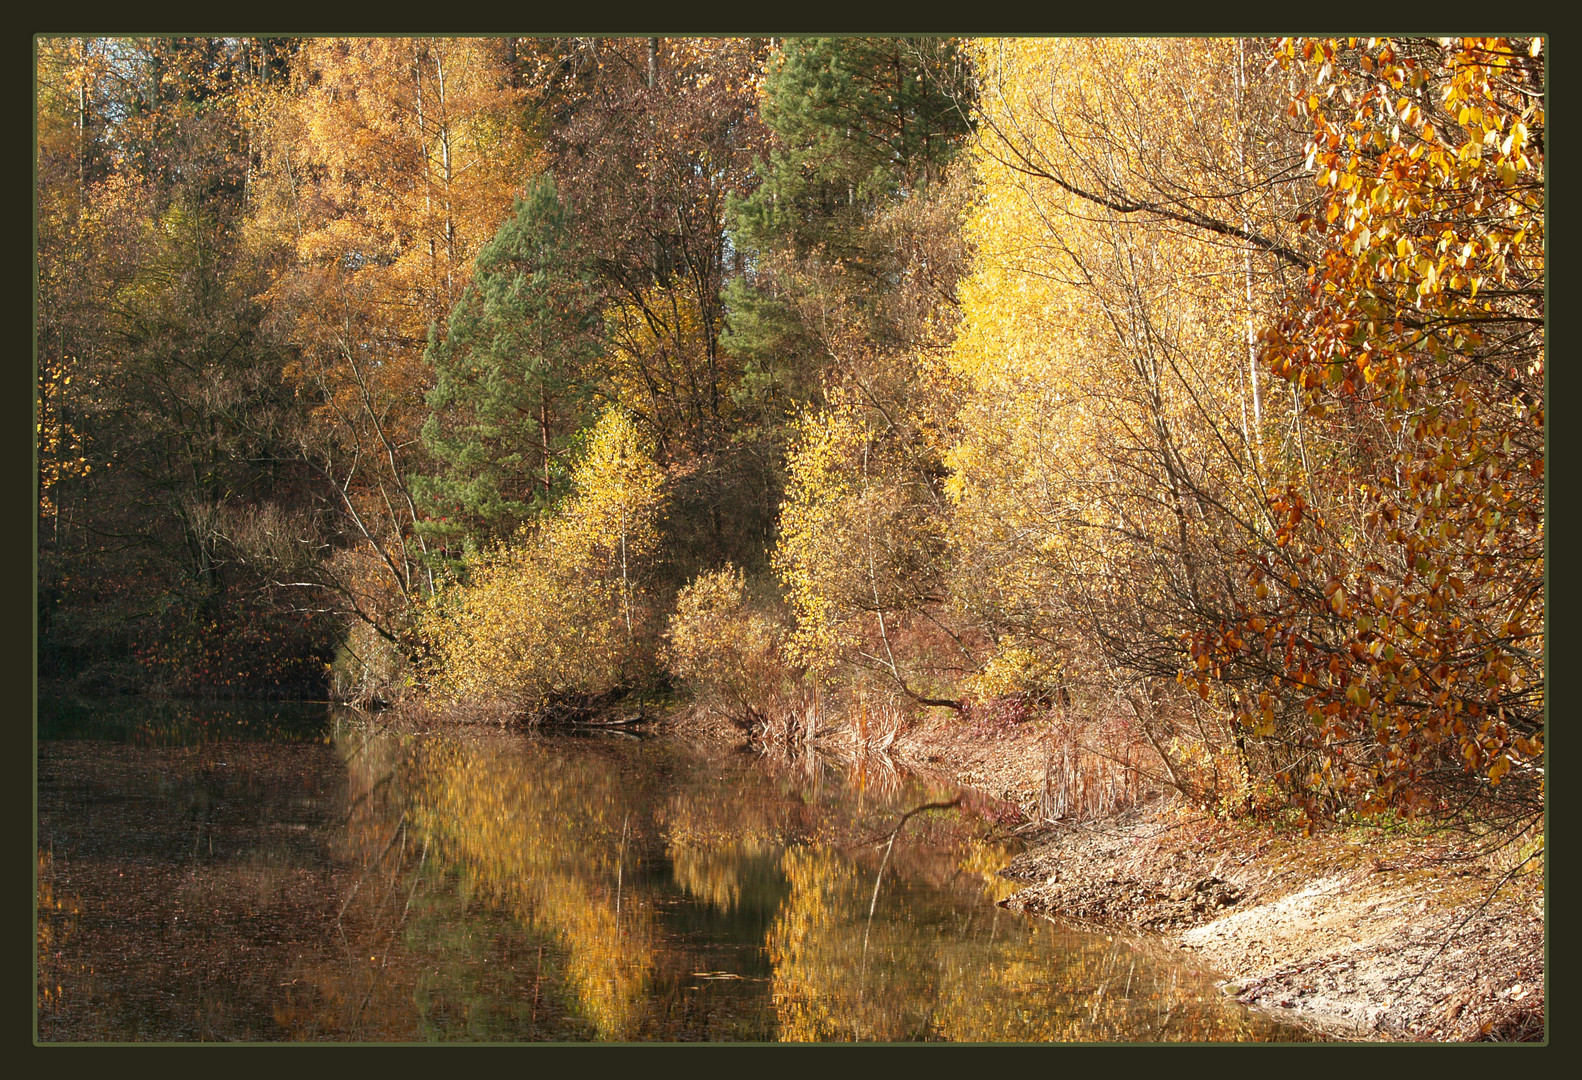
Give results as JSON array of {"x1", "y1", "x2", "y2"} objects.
[
  {"x1": 663, "y1": 564, "x2": 802, "y2": 730},
  {"x1": 419, "y1": 407, "x2": 665, "y2": 715}
]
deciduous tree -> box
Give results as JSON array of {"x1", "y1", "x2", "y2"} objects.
[
  {"x1": 420, "y1": 407, "x2": 667, "y2": 712},
  {"x1": 1190, "y1": 37, "x2": 1544, "y2": 820},
  {"x1": 250, "y1": 37, "x2": 539, "y2": 655}
]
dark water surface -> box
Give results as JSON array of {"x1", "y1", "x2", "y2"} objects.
[{"x1": 37, "y1": 698, "x2": 1311, "y2": 1042}]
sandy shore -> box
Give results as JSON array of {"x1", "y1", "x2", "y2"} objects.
[{"x1": 884, "y1": 712, "x2": 1546, "y2": 1043}]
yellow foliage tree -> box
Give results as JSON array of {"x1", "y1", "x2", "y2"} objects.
[
  {"x1": 774, "y1": 376, "x2": 967, "y2": 711},
  {"x1": 943, "y1": 38, "x2": 1317, "y2": 800},
  {"x1": 421, "y1": 407, "x2": 666, "y2": 713},
  {"x1": 250, "y1": 38, "x2": 540, "y2": 620},
  {"x1": 663, "y1": 563, "x2": 797, "y2": 729}
]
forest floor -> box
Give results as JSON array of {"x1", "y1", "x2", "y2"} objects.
[{"x1": 880, "y1": 711, "x2": 1547, "y2": 1043}]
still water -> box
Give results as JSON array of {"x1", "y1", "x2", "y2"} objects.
[{"x1": 37, "y1": 698, "x2": 1311, "y2": 1043}]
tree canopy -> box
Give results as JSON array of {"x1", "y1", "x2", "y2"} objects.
[{"x1": 38, "y1": 35, "x2": 1543, "y2": 824}]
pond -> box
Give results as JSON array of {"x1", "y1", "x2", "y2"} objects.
[{"x1": 36, "y1": 697, "x2": 1312, "y2": 1043}]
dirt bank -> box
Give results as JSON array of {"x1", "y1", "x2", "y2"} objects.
[{"x1": 881, "y1": 712, "x2": 1546, "y2": 1043}]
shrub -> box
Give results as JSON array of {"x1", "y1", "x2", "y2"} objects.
[
  {"x1": 663, "y1": 564, "x2": 802, "y2": 730},
  {"x1": 420, "y1": 408, "x2": 666, "y2": 714}
]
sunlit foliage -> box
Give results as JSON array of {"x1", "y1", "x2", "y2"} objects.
[
  {"x1": 420, "y1": 407, "x2": 666, "y2": 711},
  {"x1": 775, "y1": 384, "x2": 964, "y2": 707},
  {"x1": 663, "y1": 563, "x2": 801, "y2": 729},
  {"x1": 1189, "y1": 38, "x2": 1544, "y2": 819},
  {"x1": 942, "y1": 38, "x2": 1315, "y2": 804}
]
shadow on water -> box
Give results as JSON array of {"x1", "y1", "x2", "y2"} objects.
[
  {"x1": 38, "y1": 693, "x2": 340, "y2": 745},
  {"x1": 37, "y1": 700, "x2": 1316, "y2": 1042}
]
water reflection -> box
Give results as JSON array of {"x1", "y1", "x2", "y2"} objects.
[{"x1": 37, "y1": 702, "x2": 1312, "y2": 1042}]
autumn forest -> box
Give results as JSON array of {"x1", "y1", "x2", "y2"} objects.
[{"x1": 36, "y1": 37, "x2": 1544, "y2": 825}]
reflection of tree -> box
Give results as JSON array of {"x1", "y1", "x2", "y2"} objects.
[
  {"x1": 659, "y1": 747, "x2": 1285, "y2": 1043},
  {"x1": 656, "y1": 757, "x2": 797, "y2": 916},
  {"x1": 37, "y1": 729, "x2": 400, "y2": 1042},
  {"x1": 667, "y1": 842, "x2": 785, "y2": 916},
  {"x1": 39, "y1": 717, "x2": 1304, "y2": 1042},
  {"x1": 36, "y1": 849, "x2": 83, "y2": 1022},
  {"x1": 402, "y1": 738, "x2": 657, "y2": 1040},
  {"x1": 767, "y1": 842, "x2": 1299, "y2": 1042},
  {"x1": 405, "y1": 858, "x2": 591, "y2": 1041},
  {"x1": 768, "y1": 846, "x2": 865, "y2": 1041},
  {"x1": 262, "y1": 723, "x2": 429, "y2": 1040}
]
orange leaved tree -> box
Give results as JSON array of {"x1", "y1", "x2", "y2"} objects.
[{"x1": 1190, "y1": 37, "x2": 1544, "y2": 821}]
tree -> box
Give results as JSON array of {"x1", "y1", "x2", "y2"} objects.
[
  {"x1": 249, "y1": 37, "x2": 539, "y2": 664},
  {"x1": 725, "y1": 37, "x2": 975, "y2": 420},
  {"x1": 730, "y1": 38, "x2": 973, "y2": 264},
  {"x1": 420, "y1": 407, "x2": 667, "y2": 713},
  {"x1": 1190, "y1": 37, "x2": 1544, "y2": 821},
  {"x1": 942, "y1": 38, "x2": 1321, "y2": 806},
  {"x1": 536, "y1": 38, "x2": 787, "y2": 592},
  {"x1": 547, "y1": 37, "x2": 769, "y2": 459},
  {"x1": 414, "y1": 173, "x2": 604, "y2": 556},
  {"x1": 36, "y1": 36, "x2": 336, "y2": 697},
  {"x1": 727, "y1": 40, "x2": 977, "y2": 709},
  {"x1": 775, "y1": 380, "x2": 967, "y2": 710}
]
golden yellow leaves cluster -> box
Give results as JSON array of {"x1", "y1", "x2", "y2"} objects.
[
  {"x1": 663, "y1": 563, "x2": 796, "y2": 728},
  {"x1": 421, "y1": 408, "x2": 666, "y2": 710},
  {"x1": 253, "y1": 39, "x2": 540, "y2": 606},
  {"x1": 775, "y1": 402, "x2": 867, "y2": 672},
  {"x1": 945, "y1": 38, "x2": 1299, "y2": 708},
  {"x1": 36, "y1": 357, "x2": 94, "y2": 521}
]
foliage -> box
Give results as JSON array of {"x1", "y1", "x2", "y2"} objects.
[
  {"x1": 1188, "y1": 37, "x2": 1544, "y2": 820},
  {"x1": 254, "y1": 37, "x2": 539, "y2": 623},
  {"x1": 414, "y1": 173, "x2": 604, "y2": 554},
  {"x1": 420, "y1": 408, "x2": 666, "y2": 711},
  {"x1": 738, "y1": 39, "x2": 977, "y2": 710},
  {"x1": 775, "y1": 386, "x2": 962, "y2": 704},
  {"x1": 941, "y1": 38, "x2": 1319, "y2": 807},
  {"x1": 35, "y1": 36, "x2": 1543, "y2": 828},
  {"x1": 662, "y1": 564, "x2": 800, "y2": 729},
  {"x1": 730, "y1": 37, "x2": 973, "y2": 265},
  {"x1": 35, "y1": 36, "x2": 339, "y2": 697},
  {"x1": 129, "y1": 592, "x2": 337, "y2": 699}
]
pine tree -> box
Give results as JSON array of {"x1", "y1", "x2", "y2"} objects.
[
  {"x1": 414, "y1": 174, "x2": 604, "y2": 556},
  {"x1": 730, "y1": 37, "x2": 972, "y2": 263},
  {"x1": 724, "y1": 37, "x2": 974, "y2": 421}
]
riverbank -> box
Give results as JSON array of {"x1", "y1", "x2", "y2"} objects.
[
  {"x1": 667, "y1": 706, "x2": 1545, "y2": 1043},
  {"x1": 395, "y1": 698, "x2": 1544, "y2": 1042},
  {"x1": 881, "y1": 711, "x2": 1547, "y2": 1043}
]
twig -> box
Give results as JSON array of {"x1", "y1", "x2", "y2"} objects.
[
  {"x1": 1370, "y1": 845, "x2": 1543, "y2": 1033},
  {"x1": 861, "y1": 797, "x2": 963, "y2": 976}
]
